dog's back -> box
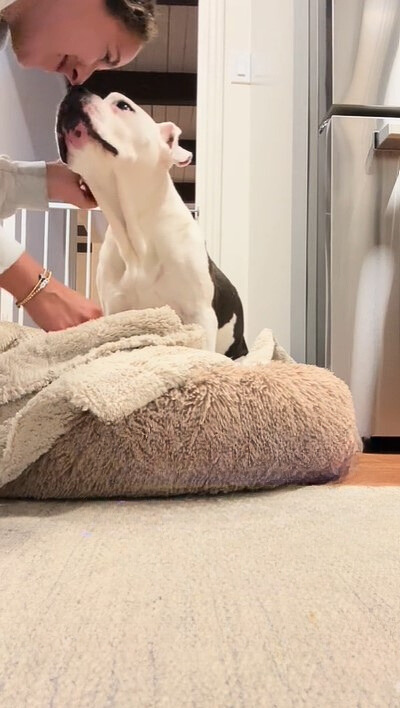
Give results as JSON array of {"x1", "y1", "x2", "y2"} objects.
[{"x1": 208, "y1": 258, "x2": 248, "y2": 359}]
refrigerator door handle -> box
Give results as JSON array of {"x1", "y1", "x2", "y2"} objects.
[{"x1": 375, "y1": 124, "x2": 400, "y2": 150}]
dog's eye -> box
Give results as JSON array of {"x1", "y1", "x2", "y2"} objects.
[{"x1": 116, "y1": 100, "x2": 134, "y2": 112}]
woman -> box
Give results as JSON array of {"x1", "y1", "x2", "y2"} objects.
[{"x1": 0, "y1": 0, "x2": 156, "y2": 330}]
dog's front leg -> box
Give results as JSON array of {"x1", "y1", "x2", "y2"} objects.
[{"x1": 191, "y1": 307, "x2": 218, "y2": 352}]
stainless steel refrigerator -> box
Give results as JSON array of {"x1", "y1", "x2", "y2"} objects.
[{"x1": 308, "y1": 0, "x2": 400, "y2": 449}]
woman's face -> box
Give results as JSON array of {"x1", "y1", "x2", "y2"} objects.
[{"x1": 7, "y1": 0, "x2": 143, "y2": 84}]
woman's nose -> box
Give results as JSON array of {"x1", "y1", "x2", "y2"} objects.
[{"x1": 63, "y1": 60, "x2": 97, "y2": 86}]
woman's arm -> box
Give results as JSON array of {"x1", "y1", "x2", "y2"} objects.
[
  {"x1": 0, "y1": 250, "x2": 102, "y2": 331},
  {"x1": 0, "y1": 157, "x2": 101, "y2": 329}
]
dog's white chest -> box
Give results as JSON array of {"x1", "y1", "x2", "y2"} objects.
[{"x1": 97, "y1": 228, "x2": 214, "y2": 323}]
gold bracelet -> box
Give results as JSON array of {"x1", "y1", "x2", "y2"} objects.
[{"x1": 16, "y1": 269, "x2": 52, "y2": 309}]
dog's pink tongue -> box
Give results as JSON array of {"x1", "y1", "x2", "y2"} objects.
[{"x1": 65, "y1": 122, "x2": 90, "y2": 150}]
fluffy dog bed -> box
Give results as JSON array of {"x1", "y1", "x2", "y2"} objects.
[{"x1": 0, "y1": 307, "x2": 361, "y2": 499}]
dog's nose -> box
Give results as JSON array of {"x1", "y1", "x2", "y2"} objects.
[
  {"x1": 66, "y1": 85, "x2": 92, "y2": 102},
  {"x1": 67, "y1": 84, "x2": 88, "y2": 94},
  {"x1": 58, "y1": 86, "x2": 92, "y2": 123}
]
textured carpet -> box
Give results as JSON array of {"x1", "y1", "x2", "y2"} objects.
[{"x1": 1, "y1": 485, "x2": 399, "y2": 707}]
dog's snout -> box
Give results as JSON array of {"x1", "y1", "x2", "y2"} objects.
[
  {"x1": 57, "y1": 87, "x2": 94, "y2": 133},
  {"x1": 56, "y1": 87, "x2": 94, "y2": 163},
  {"x1": 56, "y1": 87, "x2": 119, "y2": 163}
]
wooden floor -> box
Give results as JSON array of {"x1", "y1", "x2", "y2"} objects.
[{"x1": 339, "y1": 453, "x2": 400, "y2": 486}]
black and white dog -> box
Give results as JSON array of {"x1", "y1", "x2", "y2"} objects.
[{"x1": 56, "y1": 87, "x2": 248, "y2": 359}]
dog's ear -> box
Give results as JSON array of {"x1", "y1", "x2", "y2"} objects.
[{"x1": 158, "y1": 122, "x2": 192, "y2": 167}]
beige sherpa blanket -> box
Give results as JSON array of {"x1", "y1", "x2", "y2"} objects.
[{"x1": 0, "y1": 307, "x2": 292, "y2": 489}]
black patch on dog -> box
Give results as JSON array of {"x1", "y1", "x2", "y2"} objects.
[
  {"x1": 208, "y1": 257, "x2": 248, "y2": 360},
  {"x1": 56, "y1": 86, "x2": 118, "y2": 163}
]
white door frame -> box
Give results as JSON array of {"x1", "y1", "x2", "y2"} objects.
[
  {"x1": 291, "y1": 0, "x2": 309, "y2": 363},
  {"x1": 195, "y1": 0, "x2": 226, "y2": 265}
]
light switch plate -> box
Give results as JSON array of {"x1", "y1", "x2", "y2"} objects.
[{"x1": 231, "y1": 51, "x2": 252, "y2": 84}]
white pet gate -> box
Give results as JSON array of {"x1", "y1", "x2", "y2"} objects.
[
  {"x1": 0, "y1": 201, "x2": 197, "y2": 327},
  {"x1": 0, "y1": 203, "x2": 100, "y2": 327}
]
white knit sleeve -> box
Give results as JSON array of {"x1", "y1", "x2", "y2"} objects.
[
  {"x1": 0, "y1": 156, "x2": 48, "y2": 218},
  {"x1": 0, "y1": 156, "x2": 49, "y2": 273}
]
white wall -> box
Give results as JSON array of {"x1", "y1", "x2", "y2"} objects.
[
  {"x1": 248, "y1": 0, "x2": 294, "y2": 351},
  {"x1": 219, "y1": 0, "x2": 252, "y2": 329},
  {"x1": 215, "y1": 0, "x2": 295, "y2": 352}
]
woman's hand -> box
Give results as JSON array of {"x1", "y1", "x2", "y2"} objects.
[
  {"x1": 25, "y1": 277, "x2": 102, "y2": 331},
  {"x1": 0, "y1": 252, "x2": 102, "y2": 331},
  {"x1": 46, "y1": 161, "x2": 97, "y2": 209}
]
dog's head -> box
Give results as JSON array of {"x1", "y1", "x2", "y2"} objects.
[{"x1": 56, "y1": 86, "x2": 193, "y2": 179}]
